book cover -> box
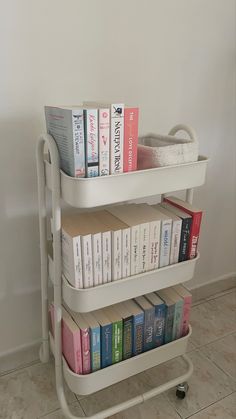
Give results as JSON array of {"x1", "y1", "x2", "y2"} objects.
[
  {"x1": 104, "y1": 307, "x2": 123, "y2": 363},
  {"x1": 49, "y1": 304, "x2": 82, "y2": 374},
  {"x1": 92, "y1": 232, "x2": 102, "y2": 286},
  {"x1": 101, "y1": 230, "x2": 112, "y2": 283},
  {"x1": 61, "y1": 229, "x2": 83, "y2": 289},
  {"x1": 93, "y1": 309, "x2": 112, "y2": 368},
  {"x1": 123, "y1": 107, "x2": 139, "y2": 172},
  {"x1": 174, "y1": 284, "x2": 192, "y2": 336},
  {"x1": 145, "y1": 293, "x2": 166, "y2": 347},
  {"x1": 115, "y1": 302, "x2": 133, "y2": 359},
  {"x1": 110, "y1": 104, "x2": 124, "y2": 174},
  {"x1": 82, "y1": 312, "x2": 101, "y2": 372},
  {"x1": 45, "y1": 106, "x2": 85, "y2": 178},
  {"x1": 98, "y1": 108, "x2": 110, "y2": 176},
  {"x1": 164, "y1": 196, "x2": 202, "y2": 259},
  {"x1": 66, "y1": 307, "x2": 91, "y2": 374},
  {"x1": 157, "y1": 290, "x2": 175, "y2": 344},
  {"x1": 159, "y1": 203, "x2": 182, "y2": 265},
  {"x1": 83, "y1": 108, "x2": 99, "y2": 177},
  {"x1": 123, "y1": 299, "x2": 144, "y2": 356},
  {"x1": 135, "y1": 296, "x2": 155, "y2": 351}
]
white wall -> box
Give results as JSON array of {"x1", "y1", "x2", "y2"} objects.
[{"x1": 0, "y1": 0, "x2": 235, "y2": 354}]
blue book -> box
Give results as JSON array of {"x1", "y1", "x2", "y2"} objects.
[
  {"x1": 83, "y1": 312, "x2": 101, "y2": 372},
  {"x1": 162, "y1": 288, "x2": 184, "y2": 340},
  {"x1": 93, "y1": 309, "x2": 112, "y2": 368},
  {"x1": 145, "y1": 292, "x2": 166, "y2": 347},
  {"x1": 123, "y1": 299, "x2": 144, "y2": 355},
  {"x1": 134, "y1": 296, "x2": 155, "y2": 352},
  {"x1": 157, "y1": 290, "x2": 175, "y2": 344}
]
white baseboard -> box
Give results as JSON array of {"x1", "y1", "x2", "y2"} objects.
[
  {"x1": 0, "y1": 338, "x2": 41, "y2": 360},
  {"x1": 189, "y1": 271, "x2": 236, "y2": 290}
]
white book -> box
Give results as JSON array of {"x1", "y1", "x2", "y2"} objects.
[
  {"x1": 111, "y1": 230, "x2": 122, "y2": 281},
  {"x1": 149, "y1": 220, "x2": 161, "y2": 270},
  {"x1": 92, "y1": 232, "x2": 103, "y2": 286},
  {"x1": 81, "y1": 234, "x2": 93, "y2": 288},
  {"x1": 83, "y1": 108, "x2": 99, "y2": 177},
  {"x1": 139, "y1": 222, "x2": 149, "y2": 273},
  {"x1": 152, "y1": 205, "x2": 172, "y2": 267},
  {"x1": 98, "y1": 108, "x2": 110, "y2": 176},
  {"x1": 45, "y1": 106, "x2": 85, "y2": 178},
  {"x1": 61, "y1": 229, "x2": 83, "y2": 289},
  {"x1": 159, "y1": 203, "x2": 182, "y2": 264},
  {"x1": 102, "y1": 231, "x2": 112, "y2": 283},
  {"x1": 122, "y1": 228, "x2": 131, "y2": 278}
]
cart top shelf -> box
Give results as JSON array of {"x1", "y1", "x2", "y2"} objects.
[{"x1": 44, "y1": 156, "x2": 208, "y2": 208}]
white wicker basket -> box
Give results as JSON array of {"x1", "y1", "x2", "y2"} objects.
[{"x1": 138, "y1": 124, "x2": 199, "y2": 169}]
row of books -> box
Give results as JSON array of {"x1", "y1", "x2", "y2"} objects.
[
  {"x1": 49, "y1": 285, "x2": 192, "y2": 375},
  {"x1": 61, "y1": 196, "x2": 202, "y2": 289},
  {"x1": 45, "y1": 103, "x2": 139, "y2": 178}
]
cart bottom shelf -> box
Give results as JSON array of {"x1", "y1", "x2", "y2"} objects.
[{"x1": 49, "y1": 325, "x2": 192, "y2": 396}]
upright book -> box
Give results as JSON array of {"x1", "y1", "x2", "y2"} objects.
[
  {"x1": 152, "y1": 205, "x2": 172, "y2": 267},
  {"x1": 145, "y1": 292, "x2": 166, "y2": 347},
  {"x1": 98, "y1": 108, "x2": 110, "y2": 176},
  {"x1": 157, "y1": 289, "x2": 175, "y2": 344},
  {"x1": 115, "y1": 302, "x2": 133, "y2": 359},
  {"x1": 164, "y1": 196, "x2": 202, "y2": 259},
  {"x1": 159, "y1": 203, "x2": 182, "y2": 265},
  {"x1": 93, "y1": 309, "x2": 112, "y2": 368},
  {"x1": 160, "y1": 287, "x2": 184, "y2": 340},
  {"x1": 123, "y1": 299, "x2": 144, "y2": 355},
  {"x1": 45, "y1": 106, "x2": 85, "y2": 178},
  {"x1": 83, "y1": 108, "x2": 99, "y2": 177},
  {"x1": 82, "y1": 312, "x2": 101, "y2": 372},
  {"x1": 134, "y1": 295, "x2": 155, "y2": 351},
  {"x1": 123, "y1": 107, "x2": 139, "y2": 172},
  {"x1": 173, "y1": 284, "x2": 192, "y2": 336},
  {"x1": 104, "y1": 306, "x2": 123, "y2": 364}
]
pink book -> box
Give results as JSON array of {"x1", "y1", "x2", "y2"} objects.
[
  {"x1": 49, "y1": 304, "x2": 82, "y2": 374},
  {"x1": 173, "y1": 285, "x2": 192, "y2": 336},
  {"x1": 98, "y1": 108, "x2": 110, "y2": 176},
  {"x1": 66, "y1": 308, "x2": 91, "y2": 374},
  {"x1": 123, "y1": 108, "x2": 139, "y2": 172}
]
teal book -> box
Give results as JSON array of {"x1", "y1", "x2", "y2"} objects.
[
  {"x1": 104, "y1": 306, "x2": 123, "y2": 363},
  {"x1": 134, "y1": 295, "x2": 155, "y2": 351},
  {"x1": 157, "y1": 289, "x2": 175, "y2": 344},
  {"x1": 123, "y1": 299, "x2": 144, "y2": 355},
  {"x1": 82, "y1": 312, "x2": 101, "y2": 372},
  {"x1": 163, "y1": 287, "x2": 184, "y2": 340},
  {"x1": 115, "y1": 302, "x2": 133, "y2": 359},
  {"x1": 93, "y1": 309, "x2": 112, "y2": 368}
]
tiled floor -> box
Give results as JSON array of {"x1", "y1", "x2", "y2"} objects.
[{"x1": 0, "y1": 287, "x2": 235, "y2": 419}]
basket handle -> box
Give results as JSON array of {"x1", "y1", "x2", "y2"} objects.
[{"x1": 168, "y1": 124, "x2": 198, "y2": 143}]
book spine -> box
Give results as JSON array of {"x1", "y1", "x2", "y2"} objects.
[
  {"x1": 153, "y1": 304, "x2": 166, "y2": 347},
  {"x1": 123, "y1": 316, "x2": 133, "y2": 359},
  {"x1": 111, "y1": 230, "x2": 122, "y2": 281},
  {"x1": 81, "y1": 235, "x2": 93, "y2": 288},
  {"x1": 112, "y1": 320, "x2": 123, "y2": 363},
  {"x1": 123, "y1": 108, "x2": 139, "y2": 172},
  {"x1": 130, "y1": 225, "x2": 140, "y2": 275},
  {"x1": 102, "y1": 231, "x2": 112, "y2": 283},
  {"x1": 164, "y1": 304, "x2": 175, "y2": 344},
  {"x1": 169, "y1": 220, "x2": 182, "y2": 265},
  {"x1": 132, "y1": 312, "x2": 144, "y2": 355},
  {"x1": 110, "y1": 104, "x2": 124, "y2": 174},
  {"x1": 181, "y1": 296, "x2": 192, "y2": 336},
  {"x1": 101, "y1": 324, "x2": 112, "y2": 368},
  {"x1": 81, "y1": 328, "x2": 91, "y2": 374},
  {"x1": 122, "y1": 228, "x2": 131, "y2": 278},
  {"x1": 159, "y1": 220, "x2": 172, "y2": 267},
  {"x1": 72, "y1": 109, "x2": 86, "y2": 177},
  {"x1": 92, "y1": 233, "x2": 102, "y2": 286},
  {"x1": 139, "y1": 222, "x2": 149, "y2": 273},
  {"x1": 84, "y1": 109, "x2": 99, "y2": 177},
  {"x1": 61, "y1": 230, "x2": 83, "y2": 288},
  {"x1": 149, "y1": 220, "x2": 161, "y2": 270},
  {"x1": 90, "y1": 326, "x2": 101, "y2": 372},
  {"x1": 178, "y1": 218, "x2": 192, "y2": 262},
  {"x1": 172, "y1": 300, "x2": 184, "y2": 340},
  {"x1": 143, "y1": 307, "x2": 155, "y2": 351},
  {"x1": 98, "y1": 108, "x2": 110, "y2": 176}
]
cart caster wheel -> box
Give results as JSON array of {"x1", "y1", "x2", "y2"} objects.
[{"x1": 176, "y1": 382, "x2": 189, "y2": 399}]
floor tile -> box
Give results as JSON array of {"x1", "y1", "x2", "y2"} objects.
[
  {"x1": 188, "y1": 392, "x2": 236, "y2": 419},
  {"x1": 186, "y1": 341, "x2": 196, "y2": 353},
  {"x1": 206, "y1": 287, "x2": 236, "y2": 302},
  {"x1": 0, "y1": 344, "x2": 40, "y2": 376},
  {"x1": 108, "y1": 395, "x2": 181, "y2": 419},
  {"x1": 201, "y1": 333, "x2": 236, "y2": 380},
  {"x1": 38, "y1": 401, "x2": 85, "y2": 418},
  {"x1": 189, "y1": 298, "x2": 236, "y2": 348},
  {"x1": 213, "y1": 289, "x2": 236, "y2": 313},
  {"x1": 165, "y1": 350, "x2": 236, "y2": 419},
  {"x1": 0, "y1": 360, "x2": 76, "y2": 419}
]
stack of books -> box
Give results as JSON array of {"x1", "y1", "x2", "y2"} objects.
[
  {"x1": 61, "y1": 197, "x2": 202, "y2": 289},
  {"x1": 44, "y1": 103, "x2": 139, "y2": 178},
  {"x1": 49, "y1": 285, "x2": 192, "y2": 375}
]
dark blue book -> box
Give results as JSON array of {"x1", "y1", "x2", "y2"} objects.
[
  {"x1": 115, "y1": 302, "x2": 133, "y2": 360},
  {"x1": 157, "y1": 290, "x2": 175, "y2": 344},
  {"x1": 93, "y1": 309, "x2": 112, "y2": 368},
  {"x1": 123, "y1": 299, "x2": 144, "y2": 355},
  {"x1": 134, "y1": 296, "x2": 155, "y2": 351},
  {"x1": 145, "y1": 292, "x2": 166, "y2": 347}
]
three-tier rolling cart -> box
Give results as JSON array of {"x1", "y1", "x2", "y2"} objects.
[{"x1": 36, "y1": 133, "x2": 208, "y2": 419}]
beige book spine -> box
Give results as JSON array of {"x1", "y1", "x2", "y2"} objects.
[{"x1": 81, "y1": 234, "x2": 93, "y2": 288}]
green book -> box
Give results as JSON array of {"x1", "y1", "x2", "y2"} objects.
[
  {"x1": 115, "y1": 302, "x2": 133, "y2": 359},
  {"x1": 104, "y1": 306, "x2": 123, "y2": 363}
]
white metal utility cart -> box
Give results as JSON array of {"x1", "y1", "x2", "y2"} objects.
[{"x1": 36, "y1": 133, "x2": 208, "y2": 419}]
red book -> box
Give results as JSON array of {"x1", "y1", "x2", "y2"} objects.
[
  {"x1": 163, "y1": 196, "x2": 203, "y2": 259},
  {"x1": 123, "y1": 108, "x2": 139, "y2": 172}
]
